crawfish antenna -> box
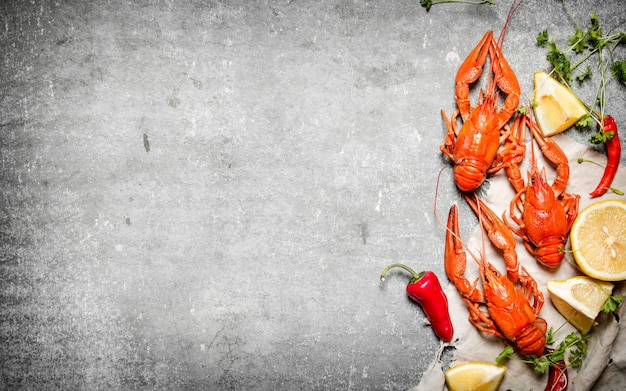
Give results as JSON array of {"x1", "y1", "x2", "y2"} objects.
[
  {"x1": 433, "y1": 168, "x2": 481, "y2": 264},
  {"x1": 433, "y1": 167, "x2": 455, "y2": 234},
  {"x1": 469, "y1": 192, "x2": 488, "y2": 266},
  {"x1": 487, "y1": 0, "x2": 524, "y2": 102},
  {"x1": 529, "y1": 118, "x2": 538, "y2": 173},
  {"x1": 497, "y1": 0, "x2": 523, "y2": 48}
]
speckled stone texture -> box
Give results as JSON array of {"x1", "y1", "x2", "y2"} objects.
[{"x1": 1, "y1": 0, "x2": 624, "y2": 390}]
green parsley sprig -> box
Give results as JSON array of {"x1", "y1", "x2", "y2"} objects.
[
  {"x1": 495, "y1": 327, "x2": 589, "y2": 373},
  {"x1": 536, "y1": 13, "x2": 626, "y2": 139},
  {"x1": 537, "y1": 14, "x2": 625, "y2": 85},
  {"x1": 602, "y1": 295, "x2": 625, "y2": 313},
  {"x1": 419, "y1": 0, "x2": 495, "y2": 12}
]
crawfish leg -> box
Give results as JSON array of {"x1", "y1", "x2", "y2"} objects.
[
  {"x1": 463, "y1": 194, "x2": 520, "y2": 283},
  {"x1": 445, "y1": 205, "x2": 483, "y2": 303},
  {"x1": 559, "y1": 191, "x2": 580, "y2": 231},
  {"x1": 497, "y1": 113, "x2": 528, "y2": 195},
  {"x1": 505, "y1": 183, "x2": 529, "y2": 239},
  {"x1": 440, "y1": 109, "x2": 460, "y2": 161},
  {"x1": 518, "y1": 266, "x2": 545, "y2": 315},
  {"x1": 462, "y1": 298, "x2": 505, "y2": 339}
]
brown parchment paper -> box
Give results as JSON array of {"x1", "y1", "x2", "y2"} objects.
[{"x1": 412, "y1": 134, "x2": 626, "y2": 391}]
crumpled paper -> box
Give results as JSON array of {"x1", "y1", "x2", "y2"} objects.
[{"x1": 412, "y1": 134, "x2": 626, "y2": 391}]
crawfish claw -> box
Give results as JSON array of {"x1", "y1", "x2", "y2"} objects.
[{"x1": 445, "y1": 204, "x2": 484, "y2": 303}]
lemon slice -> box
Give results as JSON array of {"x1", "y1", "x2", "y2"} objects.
[
  {"x1": 570, "y1": 199, "x2": 626, "y2": 281},
  {"x1": 444, "y1": 362, "x2": 507, "y2": 391},
  {"x1": 533, "y1": 71, "x2": 588, "y2": 136},
  {"x1": 547, "y1": 276, "x2": 614, "y2": 334}
]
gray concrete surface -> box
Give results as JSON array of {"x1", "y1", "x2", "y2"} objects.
[{"x1": 1, "y1": 0, "x2": 624, "y2": 390}]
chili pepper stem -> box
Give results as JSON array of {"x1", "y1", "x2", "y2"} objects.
[
  {"x1": 577, "y1": 157, "x2": 624, "y2": 195},
  {"x1": 380, "y1": 263, "x2": 425, "y2": 283},
  {"x1": 577, "y1": 157, "x2": 605, "y2": 167}
]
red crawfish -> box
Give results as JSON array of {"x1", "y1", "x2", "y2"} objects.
[
  {"x1": 440, "y1": 1, "x2": 524, "y2": 192},
  {"x1": 504, "y1": 113, "x2": 580, "y2": 268},
  {"x1": 444, "y1": 195, "x2": 547, "y2": 357}
]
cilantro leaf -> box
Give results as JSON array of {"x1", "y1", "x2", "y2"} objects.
[
  {"x1": 537, "y1": 30, "x2": 550, "y2": 46},
  {"x1": 532, "y1": 357, "x2": 550, "y2": 373},
  {"x1": 495, "y1": 345, "x2": 515, "y2": 365},
  {"x1": 525, "y1": 330, "x2": 589, "y2": 373},
  {"x1": 611, "y1": 60, "x2": 626, "y2": 83},
  {"x1": 576, "y1": 114, "x2": 595, "y2": 128},
  {"x1": 568, "y1": 333, "x2": 589, "y2": 367},
  {"x1": 586, "y1": 13, "x2": 604, "y2": 48},
  {"x1": 419, "y1": 0, "x2": 433, "y2": 11},
  {"x1": 576, "y1": 65, "x2": 593, "y2": 82},
  {"x1": 569, "y1": 28, "x2": 588, "y2": 53},
  {"x1": 546, "y1": 42, "x2": 572, "y2": 82},
  {"x1": 545, "y1": 327, "x2": 555, "y2": 345},
  {"x1": 602, "y1": 295, "x2": 625, "y2": 313},
  {"x1": 589, "y1": 130, "x2": 615, "y2": 144}
]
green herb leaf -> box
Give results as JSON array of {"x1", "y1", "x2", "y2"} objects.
[
  {"x1": 546, "y1": 43, "x2": 572, "y2": 82},
  {"x1": 588, "y1": 13, "x2": 604, "y2": 48},
  {"x1": 602, "y1": 295, "x2": 625, "y2": 313},
  {"x1": 568, "y1": 333, "x2": 590, "y2": 367},
  {"x1": 419, "y1": 0, "x2": 433, "y2": 11},
  {"x1": 569, "y1": 349, "x2": 584, "y2": 367},
  {"x1": 495, "y1": 346, "x2": 515, "y2": 365},
  {"x1": 611, "y1": 61, "x2": 626, "y2": 83},
  {"x1": 532, "y1": 356, "x2": 551, "y2": 374},
  {"x1": 524, "y1": 331, "x2": 589, "y2": 373},
  {"x1": 545, "y1": 327, "x2": 555, "y2": 345},
  {"x1": 537, "y1": 30, "x2": 550, "y2": 46},
  {"x1": 576, "y1": 65, "x2": 593, "y2": 82},
  {"x1": 589, "y1": 130, "x2": 615, "y2": 144},
  {"x1": 564, "y1": 332, "x2": 579, "y2": 346},
  {"x1": 569, "y1": 28, "x2": 588, "y2": 53},
  {"x1": 576, "y1": 114, "x2": 595, "y2": 128}
]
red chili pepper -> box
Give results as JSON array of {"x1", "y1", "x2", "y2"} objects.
[
  {"x1": 380, "y1": 264, "x2": 453, "y2": 342},
  {"x1": 544, "y1": 358, "x2": 568, "y2": 391},
  {"x1": 590, "y1": 115, "x2": 621, "y2": 197}
]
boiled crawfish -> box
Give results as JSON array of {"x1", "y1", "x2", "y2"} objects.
[
  {"x1": 440, "y1": 23, "x2": 523, "y2": 192},
  {"x1": 444, "y1": 195, "x2": 547, "y2": 357},
  {"x1": 504, "y1": 114, "x2": 580, "y2": 268}
]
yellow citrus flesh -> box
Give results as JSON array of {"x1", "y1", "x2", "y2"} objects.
[
  {"x1": 570, "y1": 199, "x2": 626, "y2": 281},
  {"x1": 533, "y1": 71, "x2": 588, "y2": 136},
  {"x1": 546, "y1": 276, "x2": 614, "y2": 334},
  {"x1": 444, "y1": 362, "x2": 507, "y2": 391}
]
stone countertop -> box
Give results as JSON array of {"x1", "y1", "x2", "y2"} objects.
[{"x1": 1, "y1": 0, "x2": 624, "y2": 389}]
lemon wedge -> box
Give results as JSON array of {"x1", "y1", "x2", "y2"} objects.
[
  {"x1": 533, "y1": 71, "x2": 588, "y2": 136},
  {"x1": 547, "y1": 276, "x2": 614, "y2": 334},
  {"x1": 570, "y1": 199, "x2": 626, "y2": 281},
  {"x1": 444, "y1": 362, "x2": 507, "y2": 391}
]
